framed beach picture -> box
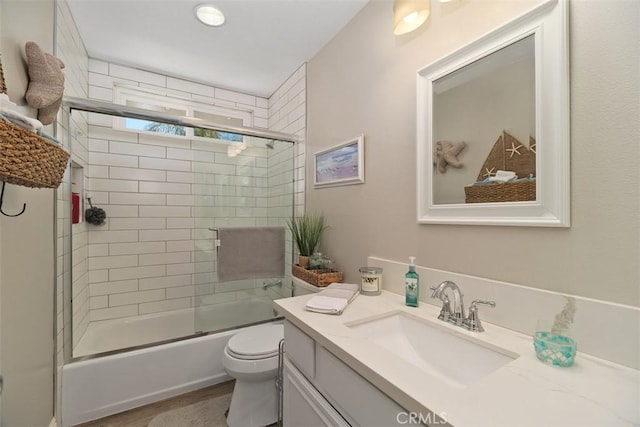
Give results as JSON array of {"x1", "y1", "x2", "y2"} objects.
[{"x1": 314, "y1": 135, "x2": 364, "y2": 188}]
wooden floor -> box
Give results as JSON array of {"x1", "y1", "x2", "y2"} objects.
[{"x1": 77, "y1": 380, "x2": 235, "y2": 427}]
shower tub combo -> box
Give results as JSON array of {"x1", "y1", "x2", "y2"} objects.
[
  {"x1": 62, "y1": 294, "x2": 285, "y2": 425},
  {"x1": 61, "y1": 98, "x2": 298, "y2": 426}
]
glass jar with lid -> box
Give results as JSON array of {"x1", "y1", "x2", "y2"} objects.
[
  {"x1": 358, "y1": 266, "x2": 383, "y2": 296},
  {"x1": 309, "y1": 252, "x2": 325, "y2": 270}
]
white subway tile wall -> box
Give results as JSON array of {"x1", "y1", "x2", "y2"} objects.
[
  {"x1": 82, "y1": 60, "x2": 306, "y2": 327},
  {"x1": 270, "y1": 64, "x2": 306, "y2": 216},
  {"x1": 55, "y1": 0, "x2": 90, "y2": 422}
]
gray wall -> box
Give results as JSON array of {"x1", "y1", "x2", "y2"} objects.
[
  {"x1": 306, "y1": 0, "x2": 639, "y2": 306},
  {"x1": 0, "y1": 1, "x2": 55, "y2": 426}
]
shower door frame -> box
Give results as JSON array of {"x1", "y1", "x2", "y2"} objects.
[
  {"x1": 62, "y1": 97, "x2": 299, "y2": 362},
  {"x1": 64, "y1": 97, "x2": 299, "y2": 143}
]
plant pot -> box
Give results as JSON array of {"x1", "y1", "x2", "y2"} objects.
[{"x1": 298, "y1": 255, "x2": 310, "y2": 268}]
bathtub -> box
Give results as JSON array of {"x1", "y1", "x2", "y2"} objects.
[
  {"x1": 62, "y1": 297, "x2": 281, "y2": 427},
  {"x1": 73, "y1": 296, "x2": 277, "y2": 357}
]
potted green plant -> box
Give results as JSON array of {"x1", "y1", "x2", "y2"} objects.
[{"x1": 286, "y1": 213, "x2": 328, "y2": 268}]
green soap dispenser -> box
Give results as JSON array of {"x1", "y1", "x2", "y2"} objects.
[{"x1": 405, "y1": 256, "x2": 419, "y2": 307}]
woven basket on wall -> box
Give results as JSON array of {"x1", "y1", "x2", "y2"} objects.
[
  {"x1": 0, "y1": 56, "x2": 69, "y2": 188},
  {"x1": 465, "y1": 131, "x2": 536, "y2": 203},
  {"x1": 464, "y1": 180, "x2": 536, "y2": 203},
  {"x1": 0, "y1": 118, "x2": 70, "y2": 188}
]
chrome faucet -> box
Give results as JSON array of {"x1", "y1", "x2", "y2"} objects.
[
  {"x1": 430, "y1": 281, "x2": 495, "y2": 332},
  {"x1": 430, "y1": 281, "x2": 466, "y2": 326},
  {"x1": 463, "y1": 300, "x2": 496, "y2": 332}
]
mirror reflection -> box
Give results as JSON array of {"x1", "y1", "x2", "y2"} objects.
[{"x1": 432, "y1": 34, "x2": 536, "y2": 205}]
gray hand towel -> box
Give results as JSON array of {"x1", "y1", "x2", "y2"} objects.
[{"x1": 217, "y1": 226, "x2": 285, "y2": 282}]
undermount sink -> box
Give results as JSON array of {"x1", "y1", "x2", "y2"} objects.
[{"x1": 347, "y1": 311, "x2": 518, "y2": 388}]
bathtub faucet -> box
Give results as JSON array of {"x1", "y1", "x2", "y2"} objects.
[{"x1": 262, "y1": 279, "x2": 282, "y2": 290}]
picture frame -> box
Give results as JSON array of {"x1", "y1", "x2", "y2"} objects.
[{"x1": 314, "y1": 135, "x2": 364, "y2": 188}]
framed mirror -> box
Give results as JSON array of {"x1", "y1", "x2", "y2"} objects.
[{"x1": 417, "y1": 0, "x2": 569, "y2": 227}]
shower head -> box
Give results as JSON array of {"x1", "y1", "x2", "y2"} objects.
[{"x1": 265, "y1": 140, "x2": 276, "y2": 149}]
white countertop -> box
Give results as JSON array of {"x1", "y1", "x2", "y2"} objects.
[{"x1": 274, "y1": 291, "x2": 640, "y2": 427}]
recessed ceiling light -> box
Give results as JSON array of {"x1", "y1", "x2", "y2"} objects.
[{"x1": 195, "y1": 4, "x2": 225, "y2": 27}]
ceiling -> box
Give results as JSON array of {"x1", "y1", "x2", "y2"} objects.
[{"x1": 67, "y1": 0, "x2": 369, "y2": 98}]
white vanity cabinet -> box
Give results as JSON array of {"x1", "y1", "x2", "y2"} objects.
[
  {"x1": 283, "y1": 320, "x2": 419, "y2": 427},
  {"x1": 283, "y1": 358, "x2": 350, "y2": 427}
]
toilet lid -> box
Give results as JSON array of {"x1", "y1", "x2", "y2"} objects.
[{"x1": 227, "y1": 324, "x2": 284, "y2": 360}]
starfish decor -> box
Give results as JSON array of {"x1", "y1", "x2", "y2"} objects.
[
  {"x1": 483, "y1": 167, "x2": 496, "y2": 178},
  {"x1": 506, "y1": 141, "x2": 523, "y2": 158}
]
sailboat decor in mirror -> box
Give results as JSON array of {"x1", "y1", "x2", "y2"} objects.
[{"x1": 416, "y1": 0, "x2": 569, "y2": 227}]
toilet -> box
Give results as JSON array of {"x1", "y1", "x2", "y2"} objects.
[{"x1": 222, "y1": 323, "x2": 284, "y2": 427}]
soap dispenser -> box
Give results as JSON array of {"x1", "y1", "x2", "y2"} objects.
[{"x1": 405, "y1": 256, "x2": 419, "y2": 307}]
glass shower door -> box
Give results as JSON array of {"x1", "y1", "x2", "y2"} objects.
[{"x1": 193, "y1": 137, "x2": 295, "y2": 334}]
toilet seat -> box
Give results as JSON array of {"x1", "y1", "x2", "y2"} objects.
[{"x1": 226, "y1": 324, "x2": 283, "y2": 360}]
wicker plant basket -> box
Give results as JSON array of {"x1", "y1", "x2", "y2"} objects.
[
  {"x1": 464, "y1": 180, "x2": 536, "y2": 203},
  {"x1": 292, "y1": 264, "x2": 344, "y2": 287},
  {"x1": 0, "y1": 118, "x2": 70, "y2": 188}
]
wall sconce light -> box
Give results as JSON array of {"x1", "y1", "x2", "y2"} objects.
[{"x1": 393, "y1": 0, "x2": 430, "y2": 35}]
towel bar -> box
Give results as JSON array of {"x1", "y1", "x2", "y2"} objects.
[{"x1": 208, "y1": 227, "x2": 220, "y2": 248}]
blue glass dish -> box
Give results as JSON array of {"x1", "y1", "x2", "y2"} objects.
[{"x1": 533, "y1": 331, "x2": 577, "y2": 367}]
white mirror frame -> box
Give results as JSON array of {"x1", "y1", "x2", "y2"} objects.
[{"x1": 417, "y1": 0, "x2": 569, "y2": 227}]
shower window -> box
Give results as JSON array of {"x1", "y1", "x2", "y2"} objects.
[{"x1": 115, "y1": 87, "x2": 250, "y2": 143}]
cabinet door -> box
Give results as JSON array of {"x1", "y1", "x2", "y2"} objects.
[
  {"x1": 283, "y1": 358, "x2": 349, "y2": 427},
  {"x1": 316, "y1": 345, "x2": 414, "y2": 426}
]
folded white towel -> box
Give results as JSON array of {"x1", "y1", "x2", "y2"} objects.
[
  {"x1": 305, "y1": 296, "x2": 349, "y2": 314},
  {"x1": 0, "y1": 94, "x2": 17, "y2": 109},
  {"x1": 0, "y1": 107, "x2": 44, "y2": 132},
  {"x1": 488, "y1": 170, "x2": 517, "y2": 183},
  {"x1": 305, "y1": 282, "x2": 360, "y2": 315}
]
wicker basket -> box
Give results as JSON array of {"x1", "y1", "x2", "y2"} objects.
[
  {"x1": 292, "y1": 264, "x2": 344, "y2": 287},
  {"x1": 0, "y1": 118, "x2": 70, "y2": 188},
  {"x1": 464, "y1": 181, "x2": 536, "y2": 203}
]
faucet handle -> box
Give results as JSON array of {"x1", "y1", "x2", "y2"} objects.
[
  {"x1": 464, "y1": 300, "x2": 496, "y2": 333},
  {"x1": 437, "y1": 295, "x2": 451, "y2": 322},
  {"x1": 469, "y1": 300, "x2": 496, "y2": 311}
]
